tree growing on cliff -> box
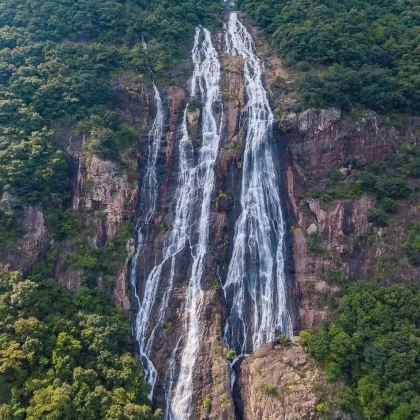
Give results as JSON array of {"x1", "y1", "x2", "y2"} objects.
[{"x1": 300, "y1": 283, "x2": 420, "y2": 419}]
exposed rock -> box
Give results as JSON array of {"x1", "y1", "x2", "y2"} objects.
[
  {"x1": 194, "y1": 291, "x2": 235, "y2": 420},
  {"x1": 307, "y1": 223, "x2": 318, "y2": 235},
  {"x1": 0, "y1": 191, "x2": 18, "y2": 210},
  {"x1": 112, "y1": 238, "x2": 135, "y2": 311},
  {"x1": 53, "y1": 253, "x2": 81, "y2": 293},
  {"x1": 80, "y1": 154, "x2": 138, "y2": 242},
  {"x1": 239, "y1": 341, "x2": 324, "y2": 420},
  {"x1": 21, "y1": 207, "x2": 49, "y2": 270},
  {"x1": 292, "y1": 108, "x2": 341, "y2": 133},
  {"x1": 283, "y1": 108, "x2": 419, "y2": 328}
]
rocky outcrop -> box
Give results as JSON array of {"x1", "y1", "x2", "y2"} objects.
[
  {"x1": 51, "y1": 77, "x2": 157, "y2": 308},
  {"x1": 73, "y1": 153, "x2": 138, "y2": 243},
  {"x1": 0, "y1": 198, "x2": 50, "y2": 273},
  {"x1": 112, "y1": 239, "x2": 135, "y2": 311},
  {"x1": 280, "y1": 108, "x2": 419, "y2": 329},
  {"x1": 239, "y1": 341, "x2": 324, "y2": 420}
]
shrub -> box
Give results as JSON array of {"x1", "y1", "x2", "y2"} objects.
[
  {"x1": 203, "y1": 396, "x2": 211, "y2": 414},
  {"x1": 379, "y1": 197, "x2": 397, "y2": 214},
  {"x1": 368, "y1": 208, "x2": 388, "y2": 227},
  {"x1": 260, "y1": 384, "x2": 280, "y2": 398},
  {"x1": 376, "y1": 178, "x2": 411, "y2": 200},
  {"x1": 224, "y1": 348, "x2": 236, "y2": 362},
  {"x1": 404, "y1": 223, "x2": 420, "y2": 266},
  {"x1": 324, "y1": 269, "x2": 347, "y2": 287},
  {"x1": 307, "y1": 233, "x2": 324, "y2": 255},
  {"x1": 276, "y1": 335, "x2": 292, "y2": 347},
  {"x1": 187, "y1": 98, "x2": 201, "y2": 112}
]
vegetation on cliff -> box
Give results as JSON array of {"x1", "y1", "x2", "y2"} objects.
[
  {"x1": 0, "y1": 266, "x2": 161, "y2": 419},
  {"x1": 0, "y1": 1, "x2": 221, "y2": 417},
  {"x1": 238, "y1": 0, "x2": 419, "y2": 113},
  {"x1": 0, "y1": 0, "x2": 222, "y2": 241},
  {"x1": 301, "y1": 283, "x2": 420, "y2": 419}
]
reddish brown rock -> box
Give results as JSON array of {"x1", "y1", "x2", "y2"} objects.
[{"x1": 239, "y1": 341, "x2": 325, "y2": 420}]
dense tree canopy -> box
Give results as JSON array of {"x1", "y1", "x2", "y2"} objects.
[
  {"x1": 238, "y1": 0, "x2": 420, "y2": 113},
  {"x1": 0, "y1": 266, "x2": 161, "y2": 419},
  {"x1": 301, "y1": 283, "x2": 420, "y2": 419}
]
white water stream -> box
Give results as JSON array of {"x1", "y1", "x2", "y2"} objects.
[
  {"x1": 132, "y1": 11, "x2": 292, "y2": 417},
  {"x1": 223, "y1": 12, "x2": 292, "y2": 357},
  {"x1": 170, "y1": 26, "x2": 222, "y2": 420},
  {"x1": 130, "y1": 82, "x2": 163, "y2": 398},
  {"x1": 131, "y1": 26, "x2": 222, "y2": 418}
]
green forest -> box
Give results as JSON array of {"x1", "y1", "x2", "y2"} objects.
[
  {"x1": 0, "y1": 267, "x2": 160, "y2": 419},
  {"x1": 301, "y1": 283, "x2": 419, "y2": 419},
  {"x1": 238, "y1": 0, "x2": 419, "y2": 113}
]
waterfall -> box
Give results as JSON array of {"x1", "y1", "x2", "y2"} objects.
[
  {"x1": 223, "y1": 12, "x2": 292, "y2": 358},
  {"x1": 170, "y1": 26, "x2": 222, "y2": 419},
  {"x1": 130, "y1": 82, "x2": 164, "y2": 398},
  {"x1": 131, "y1": 26, "x2": 221, "y2": 417}
]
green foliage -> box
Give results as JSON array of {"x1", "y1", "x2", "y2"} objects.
[
  {"x1": 0, "y1": 266, "x2": 160, "y2": 419},
  {"x1": 260, "y1": 384, "x2": 280, "y2": 398},
  {"x1": 224, "y1": 348, "x2": 236, "y2": 362},
  {"x1": 380, "y1": 197, "x2": 398, "y2": 214},
  {"x1": 203, "y1": 395, "x2": 212, "y2": 414},
  {"x1": 0, "y1": 0, "x2": 222, "y2": 246},
  {"x1": 368, "y1": 208, "x2": 389, "y2": 227},
  {"x1": 301, "y1": 283, "x2": 420, "y2": 419},
  {"x1": 276, "y1": 335, "x2": 292, "y2": 348},
  {"x1": 307, "y1": 233, "x2": 324, "y2": 255},
  {"x1": 238, "y1": 0, "x2": 419, "y2": 114},
  {"x1": 324, "y1": 269, "x2": 348, "y2": 287},
  {"x1": 404, "y1": 223, "x2": 420, "y2": 266},
  {"x1": 187, "y1": 98, "x2": 201, "y2": 112},
  {"x1": 68, "y1": 221, "x2": 134, "y2": 290}
]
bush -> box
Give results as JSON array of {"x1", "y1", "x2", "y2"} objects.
[
  {"x1": 324, "y1": 269, "x2": 347, "y2": 287},
  {"x1": 379, "y1": 197, "x2": 397, "y2": 214},
  {"x1": 368, "y1": 208, "x2": 388, "y2": 227},
  {"x1": 307, "y1": 233, "x2": 324, "y2": 255},
  {"x1": 224, "y1": 348, "x2": 236, "y2": 362},
  {"x1": 404, "y1": 223, "x2": 420, "y2": 266},
  {"x1": 376, "y1": 178, "x2": 411, "y2": 200}
]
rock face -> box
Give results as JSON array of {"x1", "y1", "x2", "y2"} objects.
[
  {"x1": 51, "y1": 76, "x2": 156, "y2": 306},
  {"x1": 0, "y1": 200, "x2": 49, "y2": 273},
  {"x1": 281, "y1": 108, "x2": 419, "y2": 329},
  {"x1": 73, "y1": 153, "x2": 138, "y2": 243},
  {"x1": 239, "y1": 341, "x2": 324, "y2": 420}
]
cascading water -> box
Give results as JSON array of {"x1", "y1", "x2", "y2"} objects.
[
  {"x1": 170, "y1": 26, "x2": 222, "y2": 419},
  {"x1": 132, "y1": 9, "x2": 291, "y2": 417},
  {"x1": 130, "y1": 82, "x2": 164, "y2": 398},
  {"x1": 131, "y1": 26, "x2": 221, "y2": 418},
  {"x1": 223, "y1": 12, "x2": 292, "y2": 358}
]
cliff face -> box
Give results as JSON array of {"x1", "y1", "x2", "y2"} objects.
[
  {"x1": 281, "y1": 109, "x2": 419, "y2": 329},
  {"x1": 0, "y1": 202, "x2": 50, "y2": 273},
  {"x1": 239, "y1": 341, "x2": 325, "y2": 420},
  {"x1": 56, "y1": 75, "x2": 155, "y2": 303}
]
